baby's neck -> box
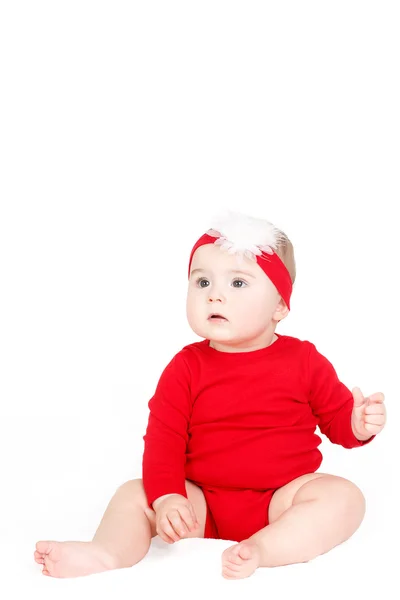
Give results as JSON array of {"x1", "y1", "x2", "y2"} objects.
[{"x1": 209, "y1": 333, "x2": 278, "y2": 353}]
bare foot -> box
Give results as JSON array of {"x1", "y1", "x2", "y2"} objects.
[
  {"x1": 221, "y1": 541, "x2": 261, "y2": 579},
  {"x1": 34, "y1": 540, "x2": 118, "y2": 578}
]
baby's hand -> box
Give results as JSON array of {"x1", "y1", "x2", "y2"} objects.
[
  {"x1": 351, "y1": 387, "x2": 386, "y2": 439},
  {"x1": 149, "y1": 494, "x2": 199, "y2": 544}
]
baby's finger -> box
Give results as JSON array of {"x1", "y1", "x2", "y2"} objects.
[
  {"x1": 365, "y1": 414, "x2": 386, "y2": 426},
  {"x1": 179, "y1": 506, "x2": 198, "y2": 531},
  {"x1": 159, "y1": 516, "x2": 181, "y2": 542},
  {"x1": 365, "y1": 404, "x2": 386, "y2": 415},
  {"x1": 364, "y1": 424, "x2": 381, "y2": 434},
  {"x1": 368, "y1": 392, "x2": 385, "y2": 403},
  {"x1": 157, "y1": 526, "x2": 176, "y2": 544},
  {"x1": 168, "y1": 511, "x2": 188, "y2": 538},
  {"x1": 156, "y1": 516, "x2": 176, "y2": 543},
  {"x1": 167, "y1": 515, "x2": 184, "y2": 540}
]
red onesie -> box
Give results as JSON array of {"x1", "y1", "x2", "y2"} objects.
[{"x1": 142, "y1": 333, "x2": 373, "y2": 542}]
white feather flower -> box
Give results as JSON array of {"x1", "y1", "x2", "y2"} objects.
[{"x1": 206, "y1": 210, "x2": 285, "y2": 262}]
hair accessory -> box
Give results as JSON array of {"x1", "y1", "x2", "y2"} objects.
[{"x1": 188, "y1": 210, "x2": 293, "y2": 309}]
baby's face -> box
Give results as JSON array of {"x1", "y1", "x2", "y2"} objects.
[{"x1": 186, "y1": 244, "x2": 287, "y2": 351}]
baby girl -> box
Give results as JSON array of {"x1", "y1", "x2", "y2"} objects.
[{"x1": 34, "y1": 211, "x2": 386, "y2": 579}]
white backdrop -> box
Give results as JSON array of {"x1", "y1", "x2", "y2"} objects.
[{"x1": 1, "y1": 2, "x2": 399, "y2": 599}]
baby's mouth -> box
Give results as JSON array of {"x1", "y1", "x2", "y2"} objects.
[{"x1": 208, "y1": 313, "x2": 228, "y2": 321}]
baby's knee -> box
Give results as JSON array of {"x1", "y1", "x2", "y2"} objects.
[
  {"x1": 116, "y1": 478, "x2": 147, "y2": 504},
  {"x1": 337, "y1": 479, "x2": 366, "y2": 523}
]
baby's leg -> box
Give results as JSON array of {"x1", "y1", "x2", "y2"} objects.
[
  {"x1": 34, "y1": 479, "x2": 206, "y2": 578},
  {"x1": 222, "y1": 474, "x2": 366, "y2": 579}
]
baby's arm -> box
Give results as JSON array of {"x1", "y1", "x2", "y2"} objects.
[
  {"x1": 142, "y1": 351, "x2": 193, "y2": 507},
  {"x1": 152, "y1": 494, "x2": 177, "y2": 509},
  {"x1": 306, "y1": 342, "x2": 375, "y2": 448},
  {"x1": 142, "y1": 351, "x2": 198, "y2": 542}
]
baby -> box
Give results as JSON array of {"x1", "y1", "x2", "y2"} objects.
[{"x1": 34, "y1": 211, "x2": 386, "y2": 579}]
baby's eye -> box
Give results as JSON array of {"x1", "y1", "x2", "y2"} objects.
[
  {"x1": 232, "y1": 279, "x2": 247, "y2": 288},
  {"x1": 196, "y1": 277, "x2": 210, "y2": 288}
]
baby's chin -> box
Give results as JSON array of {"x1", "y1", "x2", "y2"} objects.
[
  {"x1": 195, "y1": 329, "x2": 242, "y2": 347},
  {"x1": 189, "y1": 321, "x2": 235, "y2": 340}
]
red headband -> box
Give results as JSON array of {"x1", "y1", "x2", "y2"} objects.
[{"x1": 188, "y1": 232, "x2": 292, "y2": 310}]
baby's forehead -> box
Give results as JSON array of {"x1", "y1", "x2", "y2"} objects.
[{"x1": 190, "y1": 244, "x2": 259, "y2": 274}]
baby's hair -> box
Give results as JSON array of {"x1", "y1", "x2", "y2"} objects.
[{"x1": 273, "y1": 228, "x2": 296, "y2": 285}]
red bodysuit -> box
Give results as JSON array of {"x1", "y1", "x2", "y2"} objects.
[{"x1": 142, "y1": 333, "x2": 373, "y2": 542}]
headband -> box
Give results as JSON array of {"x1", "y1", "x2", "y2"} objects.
[{"x1": 187, "y1": 213, "x2": 293, "y2": 310}]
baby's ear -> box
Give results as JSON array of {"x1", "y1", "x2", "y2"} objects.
[{"x1": 273, "y1": 297, "x2": 289, "y2": 321}]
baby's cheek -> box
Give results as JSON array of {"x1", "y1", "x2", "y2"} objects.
[
  {"x1": 186, "y1": 296, "x2": 197, "y2": 319},
  {"x1": 241, "y1": 304, "x2": 270, "y2": 327},
  {"x1": 186, "y1": 305, "x2": 207, "y2": 336}
]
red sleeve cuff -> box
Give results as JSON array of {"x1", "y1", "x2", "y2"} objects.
[{"x1": 145, "y1": 482, "x2": 188, "y2": 509}]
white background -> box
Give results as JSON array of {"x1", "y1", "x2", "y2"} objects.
[{"x1": 0, "y1": 1, "x2": 399, "y2": 598}]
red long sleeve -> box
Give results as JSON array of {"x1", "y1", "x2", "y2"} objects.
[
  {"x1": 142, "y1": 353, "x2": 192, "y2": 507},
  {"x1": 142, "y1": 334, "x2": 374, "y2": 505},
  {"x1": 306, "y1": 342, "x2": 375, "y2": 448}
]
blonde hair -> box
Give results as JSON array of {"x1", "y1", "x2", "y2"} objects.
[{"x1": 273, "y1": 229, "x2": 296, "y2": 285}]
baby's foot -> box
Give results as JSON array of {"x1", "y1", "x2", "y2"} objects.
[
  {"x1": 34, "y1": 540, "x2": 118, "y2": 578},
  {"x1": 221, "y1": 541, "x2": 261, "y2": 579}
]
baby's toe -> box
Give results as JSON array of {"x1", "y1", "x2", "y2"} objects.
[
  {"x1": 228, "y1": 554, "x2": 243, "y2": 566},
  {"x1": 238, "y1": 543, "x2": 254, "y2": 560},
  {"x1": 222, "y1": 567, "x2": 240, "y2": 579},
  {"x1": 222, "y1": 560, "x2": 241, "y2": 573},
  {"x1": 36, "y1": 541, "x2": 52, "y2": 555},
  {"x1": 222, "y1": 544, "x2": 244, "y2": 565},
  {"x1": 221, "y1": 542, "x2": 260, "y2": 579},
  {"x1": 34, "y1": 551, "x2": 45, "y2": 564},
  {"x1": 225, "y1": 566, "x2": 240, "y2": 577}
]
